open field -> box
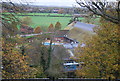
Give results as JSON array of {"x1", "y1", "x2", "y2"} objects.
[
  {"x1": 18, "y1": 16, "x2": 72, "y2": 30},
  {"x1": 18, "y1": 17, "x2": 99, "y2": 30},
  {"x1": 11, "y1": 13, "x2": 100, "y2": 30}
]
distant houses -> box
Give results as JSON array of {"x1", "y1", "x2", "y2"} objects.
[
  {"x1": 44, "y1": 30, "x2": 79, "y2": 48},
  {"x1": 73, "y1": 14, "x2": 89, "y2": 17},
  {"x1": 55, "y1": 30, "x2": 78, "y2": 44},
  {"x1": 54, "y1": 30, "x2": 69, "y2": 42}
]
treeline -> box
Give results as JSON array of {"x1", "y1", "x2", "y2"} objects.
[
  {"x1": 16, "y1": 15, "x2": 72, "y2": 17},
  {"x1": 2, "y1": 2, "x2": 91, "y2": 14}
]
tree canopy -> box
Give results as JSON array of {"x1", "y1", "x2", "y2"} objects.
[
  {"x1": 75, "y1": 18, "x2": 120, "y2": 79},
  {"x1": 1, "y1": 2, "x2": 38, "y2": 79},
  {"x1": 48, "y1": 24, "x2": 54, "y2": 32},
  {"x1": 21, "y1": 17, "x2": 32, "y2": 25},
  {"x1": 55, "y1": 22, "x2": 61, "y2": 31},
  {"x1": 34, "y1": 26, "x2": 42, "y2": 33}
]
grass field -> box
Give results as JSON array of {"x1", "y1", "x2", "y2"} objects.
[
  {"x1": 30, "y1": 16, "x2": 71, "y2": 29},
  {"x1": 16, "y1": 13, "x2": 99, "y2": 31},
  {"x1": 18, "y1": 16, "x2": 72, "y2": 30}
]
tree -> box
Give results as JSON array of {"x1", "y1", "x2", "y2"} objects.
[
  {"x1": 75, "y1": 18, "x2": 120, "y2": 79},
  {"x1": 55, "y1": 22, "x2": 61, "y2": 31},
  {"x1": 34, "y1": 26, "x2": 42, "y2": 33},
  {"x1": 76, "y1": 0, "x2": 120, "y2": 24},
  {"x1": 2, "y1": 40, "x2": 37, "y2": 79},
  {"x1": 68, "y1": 18, "x2": 74, "y2": 25},
  {"x1": 47, "y1": 46, "x2": 69, "y2": 78},
  {"x1": 24, "y1": 35, "x2": 53, "y2": 78},
  {"x1": 21, "y1": 17, "x2": 32, "y2": 25},
  {"x1": 1, "y1": 2, "x2": 38, "y2": 78},
  {"x1": 83, "y1": 13, "x2": 95, "y2": 24},
  {"x1": 48, "y1": 24, "x2": 54, "y2": 32}
]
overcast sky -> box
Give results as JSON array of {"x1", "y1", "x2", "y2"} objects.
[{"x1": 1, "y1": 0, "x2": 117, "y2": 7}]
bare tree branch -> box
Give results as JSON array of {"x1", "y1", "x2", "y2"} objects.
[{"x1": 76, "y1": 0, "x2": 120, "y2": 24}]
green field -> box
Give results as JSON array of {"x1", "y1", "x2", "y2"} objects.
[
  {"x1": 15, "y1": 13, "x2": 72, "y2": 30},
  {"x1": 18, "y1": 16, "x2": 72, "y2": 30},
  {"x1": 29, "y1": 16, "x2": 72, "y2": 29},
  {"x1": 15, "y1": 13, "x2": 99, "y2": 31}
]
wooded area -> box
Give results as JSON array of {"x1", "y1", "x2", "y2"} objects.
[{"x1": 1, "y1": 0, "x2": 120, "y2": 79}]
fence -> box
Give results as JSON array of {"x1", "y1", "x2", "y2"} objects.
[{"x1": 1, "y1": 78, "x2": 120, "y2": 81}]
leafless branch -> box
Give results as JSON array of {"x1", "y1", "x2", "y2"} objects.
[{"x1": 76, "y1": 0, "x2": 120, "y2": 24}]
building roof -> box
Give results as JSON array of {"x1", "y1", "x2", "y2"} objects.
[
  {"x1": 20, "y1": 24, "x2": 33, "y2": 34},
  {"x1": 68, "y1": 21, "x2": 96, "y2": 32},
  {"x1": 55, "y1": 30, "x2": 69, "y2": 37},
  {"x1": 73, "y1": 14, "x2": 88, "y2": 17}
]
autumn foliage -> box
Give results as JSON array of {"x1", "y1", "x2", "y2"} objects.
[
  {"x1": 2, "y1": 39, "x2": 37, "y2": 79},
  {"x1": 48, "y1": 24, "x2": 54, "y2": 32},
  {"x1": 55, "y1": 22, "x2": 61, "y2": 31},
  {"x1": 75, "y1": 18, "x2": 120, "y2": 79},
  {"x1": 21, "y1": 17, "x2": 32, "y2": 25},
  {"x1": 34, "y1": 26, "x2": 42, "y2": 33}
]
